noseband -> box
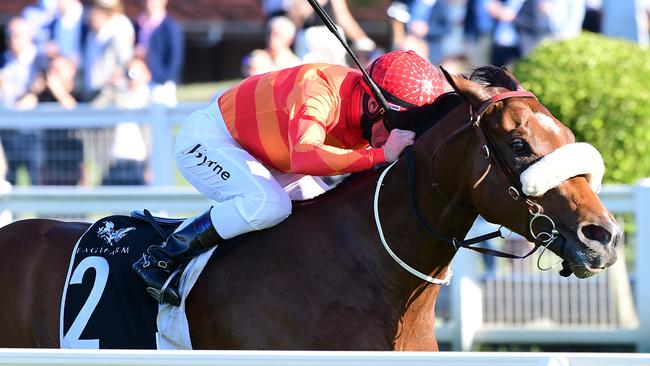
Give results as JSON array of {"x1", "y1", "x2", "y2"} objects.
[{"x1": 374, "y1": 90, "x2": 563, "y2": 285}]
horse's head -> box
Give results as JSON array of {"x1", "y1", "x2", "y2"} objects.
[{"x1": 442, "y1": 66, "x2": 620, "y2": 278}]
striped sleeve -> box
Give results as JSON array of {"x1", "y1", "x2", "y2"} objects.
[{"x1": 287, "y1": 80, "x2": 386, "y2": 176}]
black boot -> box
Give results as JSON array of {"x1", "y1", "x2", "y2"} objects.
[{"x1": 132, "y1": 208, "x2": 221, "y2": 306}]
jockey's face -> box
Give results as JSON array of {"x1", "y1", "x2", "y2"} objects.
[
  {"x1": 361, "y1": 91, "x2": 390, "y2": 147},
  {"x1": 370, "y1": 120, "x2": 390, "y2": 148}
]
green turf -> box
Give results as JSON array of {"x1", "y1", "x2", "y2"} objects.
[{"x1": 177, "y1": 80, "x2": 240, "y2": 102}]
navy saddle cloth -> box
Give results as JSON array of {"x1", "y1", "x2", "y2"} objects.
[{"x1": 60, "y1": 213, "x2": 181, "y2": 349}]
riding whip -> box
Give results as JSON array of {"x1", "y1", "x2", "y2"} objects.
[{"x1": 304, "y1": 0, "x2": 395, "y2": 126}]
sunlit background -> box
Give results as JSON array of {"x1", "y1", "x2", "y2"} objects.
[{"x1": 0, "y1": 0, "x2": 649, "y2": 353}]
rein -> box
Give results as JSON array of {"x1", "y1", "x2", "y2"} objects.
[
  {"x1": 374, "y1": 161, "x2": 452, "y2": 286},
  {"x1": 375, "y1": 90, "x2": 564, "y2": 284}
]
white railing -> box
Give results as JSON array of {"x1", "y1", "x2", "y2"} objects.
[
  {"x1": 2, "y1": 349, "x2": 650, "y2": 366},
  {"x1": 1, "y1": 186, "x2": 209, "y2": 216},
  {"x1": 0, "y1": 103, "x2": 205, "y2": 186},
  {"x1": 445, "y1": 183, "x2": 645, "y2": 351},
  {"x1": 1, "y1": 183, "x2": 648, "y2": 352}
]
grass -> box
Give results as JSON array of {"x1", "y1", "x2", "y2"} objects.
[{"x1": 177, "y1": 80, "x2": 240, "y2": 102}]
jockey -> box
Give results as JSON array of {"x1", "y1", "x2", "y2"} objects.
[{"x1": 132, "y1": 50, "x2": 446, "y2": 306}]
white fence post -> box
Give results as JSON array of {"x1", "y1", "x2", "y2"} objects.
[
  {"x1": 149, "y1": 105, "x2": 175, "y2": 186},
  {"x1": 634, "y1": 179, "x2": 650, "y2": 352},
  {"x1": 451, "y1": 249, "x2": 483, "y2": 351}
]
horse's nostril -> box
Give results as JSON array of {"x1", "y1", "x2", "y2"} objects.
[{"x1": 581, "y1": 224, "x2": 612, "y2": 245}]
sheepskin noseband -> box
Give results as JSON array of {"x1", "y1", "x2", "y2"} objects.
[{"x1": 520, "y1": 143, "x2": 604, "y2": 197}]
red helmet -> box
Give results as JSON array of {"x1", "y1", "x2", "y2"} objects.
[{"x1": 361, "y1": 50, "x2": 445, "y2": 112}]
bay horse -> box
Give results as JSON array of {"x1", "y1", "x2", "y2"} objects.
[{"x1": 0, "y1": 67, "x2": 619, "y2": 350}]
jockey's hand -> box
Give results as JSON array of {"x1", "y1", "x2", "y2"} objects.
[{"x1": 383, "y1": 129, "x2": 415, "y2": 162}]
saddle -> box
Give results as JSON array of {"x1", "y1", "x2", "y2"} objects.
[
  {"x1": 59, "y1": 210, "x2": 232, "y2": 349},
  {"x1": 130, "y1": 209, "x2": 186, "y2": 226}
]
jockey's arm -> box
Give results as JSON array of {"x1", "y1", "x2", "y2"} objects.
[
  {"x1": 289, "y1": 119, "x2": 386, "y2": 176},
  {"x1": 286, "y1": 83, "x2": 385, "y2": 175}
]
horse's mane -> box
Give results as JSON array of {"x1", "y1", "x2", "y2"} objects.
[
  {"x1": 392, "y1": 91, "x2": 465, "y2": 138},
  {"x1": 468, "y1": 66, "x2": 519, "y2": 91}
]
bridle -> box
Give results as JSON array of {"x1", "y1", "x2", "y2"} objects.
[
  {"x1": 466, "y1": 91, "x2": 562, "y2": 264},
  {"x1": 374, "y1": 90, "x2": 564, "y2": 285}
]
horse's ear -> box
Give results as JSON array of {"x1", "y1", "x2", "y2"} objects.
[{"x1": 439, "y1": 66, "x2": 490, "y2": 107}]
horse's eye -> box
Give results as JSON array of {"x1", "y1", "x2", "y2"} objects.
[{"x1": 510, "y1": 139, "x2": 530, "y2": 156}]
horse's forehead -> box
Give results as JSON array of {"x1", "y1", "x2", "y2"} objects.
[
  {"x1": 526, "y1": 102, "x2": 573, "y2": 142},
  {"x1": 501, "y1": 100, "x2": 570, "y2": 137},
  {"x1": 494, "y1": 100, "x2": 531, "y2": 130},
  {"x1": 533, "y1": 112, "x2": 562, "y2": 135}
]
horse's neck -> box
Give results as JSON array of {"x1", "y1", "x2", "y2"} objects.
[
  {"x1": 383, "y1": 101, "x2": 479, "y2": 273},
  {"x1": 375, "y1": 105, "x2": 479, "y2": 349},
  {"x1": 254, "y1": 108, "x2": 480, "y2": 349}
]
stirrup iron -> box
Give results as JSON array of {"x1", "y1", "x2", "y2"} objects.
[{"x1": 146, "y1": 267, "x2": 182, "y2": 305}]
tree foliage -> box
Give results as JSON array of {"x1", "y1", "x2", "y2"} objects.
[{"x1": 513, "y1": 33, "x2": 650, "y2": 183}]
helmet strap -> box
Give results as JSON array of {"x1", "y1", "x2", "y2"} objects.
[{"x1": 361, "y1": 93, "x2": 386, "y2": 142}]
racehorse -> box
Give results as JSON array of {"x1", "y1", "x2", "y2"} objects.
[{"x1": 0, "y1": 67, "x2": 619, "y2": 350}]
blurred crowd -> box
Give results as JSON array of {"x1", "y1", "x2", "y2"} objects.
[
  {"x1": 1, "y1": 0, "x2": 649, "y2": 191},
  {"x1": 0, "y1": 0, "x2": 183, "y2": 187},
  {"x1": 245, "y1": 0, "x2": 650, "y2": 76}
]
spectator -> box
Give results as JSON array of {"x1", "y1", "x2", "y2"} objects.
[
  {"x1": 290, "y1": 0, "x2": 376, "y2": 65},
  {"x1": 17, "y1": 56, "x2": 85, "y2": 186},
  {"x1": 440, "y1": 1, "x2": 469, "y2": 71},
  {"x1": 540, "y1": 0, "x2": 586, "y2": 41},
  {"x1": 511, "y1": 0, "x2": 585, "y2": 57},
  {"x1": 512, "y1": 0, "x2": 550, "y2": 56},
  {"x1": 601, "y1": 0, "x2": 649, "y2": 46},
  {"x1": 396, "y1": 32, "x2": 429, "y2": 60},
  {"x1": 387, "y1": 0, "x2": 413, "y2": 50},
  {"x1": 21, "y1": 0, "x2": 58, "y2": 54},
  {"x1": 583, "y1": 0, "x2": 602, "y2": 33},
  {"x1": 407, "y1": 0, "x2": 454, "y2": 65},
  {"x1": 17, "y1": 55, "x2": 79, "y2": 109},
  {"x1": 242, "y1": 49, "x2": 275, "y2": 77},
  {"x1": 464, "y1": 0, "x2": 495, "y2": 67},
  {"x1": 262, "y1": 0, "x2": 292, "y2": 20},
  {"x1": 0, "y1": 17, "x2": 46, "y2": 185},
  {"x1": 488, "y1": 0, "x2": 526, "y2": 67},
  {"x1": 387, "y1": 0, "x2": 429, "y2": 59},
  {"x1": 82, "y1": 0, "x2": 134, "y2": 102},
  {"x1": 97, "y1": 58, "x2": 151, "y2": 186},
  {"x1": 45, "y1": 0, "x2": 88, "y2": 66},
  {"x1": 135, "y1": 0, "x2": 184, "y2": 107},
  {"x1": 0, "y1": 17, "x2": 47, "y2": 108},
  {"x1": 241, "y1": 16, "x2": 301, "y2": 77}
]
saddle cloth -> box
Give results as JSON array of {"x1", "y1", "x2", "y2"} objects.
[{"x1": 60, "y1": 214, "x2": 213, "y2": 349}]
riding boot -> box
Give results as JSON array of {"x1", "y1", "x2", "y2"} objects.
[{"x1": 132, "y1": 208, "x2": 222, "y2": 306}]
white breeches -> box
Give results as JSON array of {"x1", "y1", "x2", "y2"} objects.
[{"x1": 174, "y1": 102, "x2": 328, "y2": 239}]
